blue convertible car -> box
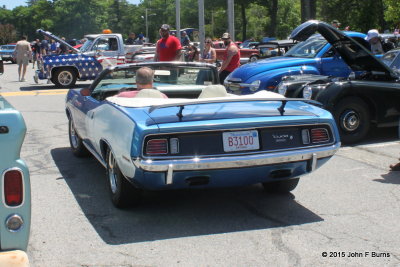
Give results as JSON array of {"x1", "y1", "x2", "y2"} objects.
[{"x1": 66, "y1": 62, "x2": 341, "y2": 208}]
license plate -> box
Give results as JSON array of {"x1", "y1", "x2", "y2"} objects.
[{"x1": 223, "y1": 130, "x2": 260, "y2": 152}]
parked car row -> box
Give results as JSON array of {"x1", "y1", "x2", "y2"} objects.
[
  {"x1": 270, "y1": 21, "x2": 400, "y2": 144},
  {"x1": 0, "y1": 44, "x2": 16, "y2": 64}
]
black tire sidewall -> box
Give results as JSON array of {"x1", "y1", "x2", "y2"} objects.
[
  {"x1": 263, "y1": 178, "x2": 299, "y2": 193},
  {"x1": 334, "y1": 97, "x2": 370, "y2": 144}
]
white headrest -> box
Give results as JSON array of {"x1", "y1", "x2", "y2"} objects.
[
  {"x1": 198, "y1": 84, "x2": 229, "y2": 98},
  {"x1": 135, "y1": 89, "x2": 165, "y2": 98}
]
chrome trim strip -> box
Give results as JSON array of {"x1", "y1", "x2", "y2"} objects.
[
  {"x1": 225, "y1": 81, "x2": 257, "y2": 89},
  {"x1": 1, "y1": 167, "x2": 25, "y2": 208},
  {"x1": 166, "y1": 164, "x2": 173, "y2": 184},
  {"x1": 142, "y1": 123, "x2": 336, "y2": 160},
  {"x1": 133, "y1": 143, "x2": 340, "y2": 172},
  {"x1": 311, "y1": 153, "x2": 317, "y2": 171}
]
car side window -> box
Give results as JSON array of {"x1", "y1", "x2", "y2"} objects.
[
  {"x1": 391, "y1": 53, "x2": 400, "y2": 70},
  {"x1": 322, "y1": 48, "x2": 336, "y2": 58}
]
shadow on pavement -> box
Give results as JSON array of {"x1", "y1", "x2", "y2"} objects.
[
  {"x1": 51, "y1": 147, "x2": 323, "y2": 245},
  {"x1": 378, "y1": 170, "x2": 400, "y2": 184},
  {"x1": 342, "y1": 126, "x2": 399, "y2": 147}
]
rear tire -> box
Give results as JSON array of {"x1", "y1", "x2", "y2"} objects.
[
  {"x1": 262, "y1": 178, "x2": 300, "y2": 193},
  {"x1": 53, "y1": 68, "x2": 77, "y2": 88},
  {"x1": 106, "y1": 149, "x2": 142, "y2": 208},
  {"x1": 249, "y1": 55, "x2": 259, "y2": 62},
  {"x1": 68, "y1": 118, "x2": 89, "y2": 157},
  {"x1": 333, "y1": 97, "x2": 370, "y2": 144}
]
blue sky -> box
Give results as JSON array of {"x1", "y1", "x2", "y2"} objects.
[{"x1": 2, "y1": 0, "x2": 141, "y2": 10}]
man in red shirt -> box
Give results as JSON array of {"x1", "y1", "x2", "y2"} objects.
[
  {"x1": 219, "y1": 32, "x2": 240, "y2": 84},
  {"x1": 154, "y1": 24, "x2": 182, "y2": 61}
]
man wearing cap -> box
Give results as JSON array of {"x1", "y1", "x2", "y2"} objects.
[
  {"x1": 218, "y1": 32, "x2": 240, "y2": 85},
  {"x1": 331, "y1": 20, "x2": 340, "y2": 30},
  {"x1": 154, "y1": 24, "x2": 182, "y2": 62}
]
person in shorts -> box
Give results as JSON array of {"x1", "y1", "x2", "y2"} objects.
[{"x1": 13, "y1": 36, "x2": 32, "y2": 82}]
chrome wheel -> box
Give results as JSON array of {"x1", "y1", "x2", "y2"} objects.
[
  {"x1": 340, "y1": 110, "x2": 360, "y2": 132},
  {"x1": 108, "y1": 151, "x2": 118, "y2": 194},
  {"x1": 58, "y1": 70, "x2": 73, "y2": 86},
  {"x1": 69, "y1": 119, "x2": 79, "y2": 149}
]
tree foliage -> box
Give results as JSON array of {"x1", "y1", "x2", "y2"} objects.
[{"x1": 0, "y1": 0, "x2": 399, "y2": 44}]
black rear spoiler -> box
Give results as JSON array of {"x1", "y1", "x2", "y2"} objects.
[{"x1": 149, "y1": 98, "x2": 323, "y2": 120}]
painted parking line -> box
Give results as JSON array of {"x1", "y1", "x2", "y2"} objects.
[{"x1": 0, "y1": 89, "x2": 69, "y2": 96}]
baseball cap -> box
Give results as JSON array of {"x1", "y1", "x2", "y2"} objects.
[
  {"x1": 160, "y1": 24, "x2": 170, "y2": 31},
  {"x1": 331, "y1": 20, "x2": 340, "y2": 25},
  {"x1": 365, "y1": 29, "x2": 380, "y2": 41},
  {"x1": 221, "y1": 32, "x2": 231, "y2": 40}
]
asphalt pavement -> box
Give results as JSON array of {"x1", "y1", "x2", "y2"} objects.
[{"x1": 1, "y1": 62, "x2": 400, "y2": 267}]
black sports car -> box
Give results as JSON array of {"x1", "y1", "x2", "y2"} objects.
[{"x1": 275, "y1": 20, "x2": 400, "y2": 144}]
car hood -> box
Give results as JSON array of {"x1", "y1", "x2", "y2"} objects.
[
  {"x1": 36, "y1": 29, "x2": 79, "y2": 53},
  {"x1": 290, "y1": 20, "x2": 397, "y2": 79},
  {"x1": 229, "y1": 57, "x2": 317, "y2": 80}
]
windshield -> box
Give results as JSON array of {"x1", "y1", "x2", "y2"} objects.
[
  {"x1": 0, "y1": 46, "x2": 15, "y2": 50},
  {"x1": 381, "y1": 51, "x2": 398, "y2": 68},
  {"x1": 80, "y1": 38, "x2": 94, "y2": 52},
  {"x1": 92, "y1": 65, "x2": 217, "y2": 96},
  {"x1": 285, "y1": 37, "x2": 327, "y2": 58}
]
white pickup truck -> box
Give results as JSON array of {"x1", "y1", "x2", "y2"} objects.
[{"x1": 34, "y1": 29, "x2": 146, "y2": 87}]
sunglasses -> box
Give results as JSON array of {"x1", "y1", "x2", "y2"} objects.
[{"x1": 205, "y1": 41, "x2": 211, "y2": 44}]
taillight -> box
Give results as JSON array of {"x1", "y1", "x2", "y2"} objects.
[
  {"x1": 4, "y1": 170, "x2": 23, "y2": 206},
  {"x1": 311, "y1": 128, "x2": 330, "y2": 143},
  {"x1": 146, "y1": 139, "x2": 168, "y2": 155}
]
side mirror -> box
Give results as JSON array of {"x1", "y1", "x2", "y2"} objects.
[{"x1": 80, "y1": 88, "x2": 90, "y2": 96}]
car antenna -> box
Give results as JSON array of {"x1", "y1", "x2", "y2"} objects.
[
  {"x1": 177, "y1": 105, "x2": 185, "y2": 121},
  {"x1": 277, "y1": 100, "x2": 287, "y2": 116}
]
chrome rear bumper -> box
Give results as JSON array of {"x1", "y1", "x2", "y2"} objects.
[{"x1": 133, "y1": 143, "x2": 340, "y2": 174}]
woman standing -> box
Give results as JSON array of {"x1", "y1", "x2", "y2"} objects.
[{"x1": 199, "y1": 38, "x2": 216, "y2": 64}]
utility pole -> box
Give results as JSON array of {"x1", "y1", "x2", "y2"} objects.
[
  {"x1": 176, "y1": 0, "x2": 181, "y2": 41},
  {"x1": 227, "y1": 0, "x2": 235, "y2": 41},
  {"x1": 145, "y1": 8, "x2": 148, "y2": 41},
  {"x1": 199, "y1": 0, "x2": 205, "y2": 52}
]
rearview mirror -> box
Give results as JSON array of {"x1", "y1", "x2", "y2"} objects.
[{"x1": 80, "y1": 88, "x2": 90, "y2": 96}]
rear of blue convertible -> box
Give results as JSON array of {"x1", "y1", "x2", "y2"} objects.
[
  {"x1": 114, "y1": 97, "x2": 340, "y2": 193},
  {"x1": 66, "y1": 63, "x2": 340, "y2": 208}
]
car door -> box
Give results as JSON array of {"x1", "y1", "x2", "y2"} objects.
[
  {"x1": 319, "y1": 47, "x2": 352, "y2": 77},
  {"x1": 86, "y1": 36, "x2": 120, "y2": 68}
]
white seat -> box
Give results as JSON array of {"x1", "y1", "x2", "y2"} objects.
[
  {"x1": 135, "y1": 89, "x2": 165, "y2": 98},
  {"x1": 198, "y1": 84, "x2": 229, "y2": 98}
]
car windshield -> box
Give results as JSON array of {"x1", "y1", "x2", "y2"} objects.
[
  {"x1": 0, "y1": 45, "x2": 15, "y2": 50},
  {"x1": 284, "y1": 37, "x2": 327, "y2": 58},
  {"x1": 92, "y1": 65, "x2": 216, "y2": 96},
  {"x1": 80, "y1": 38, "x2": 94, "y2": 52},
  {"x1": 381, "y1": 51, "x2": 398, "y2": 68}
]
